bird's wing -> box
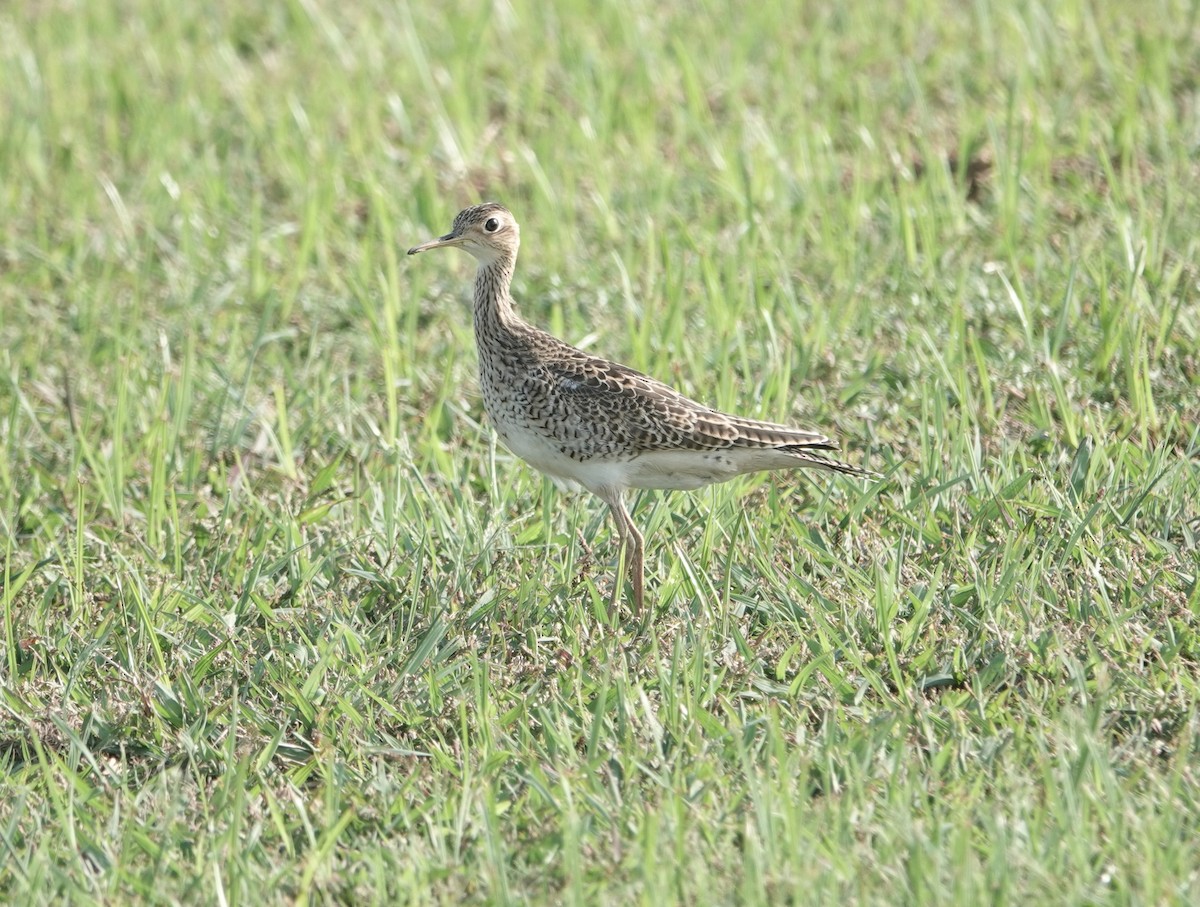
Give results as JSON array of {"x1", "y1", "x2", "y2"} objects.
[{"x1": 540, "y1": 346, "x2": 840, "y2": 459}]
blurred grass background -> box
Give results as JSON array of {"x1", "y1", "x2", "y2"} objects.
[{"x1": 2, "y1": 0, "x2": 1199, "y2": 902}]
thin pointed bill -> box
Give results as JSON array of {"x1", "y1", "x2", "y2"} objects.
[{"x1": 407, "y1": 233, "x2": 461, "y2": 255}]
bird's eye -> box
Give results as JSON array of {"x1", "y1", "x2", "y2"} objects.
[{"x1": 484, "y1": 217, "x2": 500, "y2": 233}]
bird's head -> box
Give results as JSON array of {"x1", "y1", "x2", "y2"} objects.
[{"x1": 407, "y1": 202, "x2": 520, "y2": 265}]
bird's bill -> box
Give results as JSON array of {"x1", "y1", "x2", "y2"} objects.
[{"x1": 407, "y1": 232, "x2": 462, "y2": 255}]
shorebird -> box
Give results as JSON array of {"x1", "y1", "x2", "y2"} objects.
[{"x1": 408, "y1": 203, "x2": 870, "y2": 614}]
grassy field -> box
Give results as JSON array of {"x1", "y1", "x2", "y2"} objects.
[{"x1": 2, "y1": 0, "x2": 1199, "y2": 902}]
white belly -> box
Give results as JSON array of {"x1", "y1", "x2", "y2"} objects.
[
  {"x1": 491, "y1": 424, "x2": 598, "y2": 492},
  {"x1": 491, "y1": 424, "x2": 762, "y2": 495}
]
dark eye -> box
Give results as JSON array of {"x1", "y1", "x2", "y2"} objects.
[{"x1": 484, "y1": 217, "x2": 500, "y2": 233}]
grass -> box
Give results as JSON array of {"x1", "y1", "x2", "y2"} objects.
[{"x1": 2, "y1": 0, "x2": 1199, "y2": 902}]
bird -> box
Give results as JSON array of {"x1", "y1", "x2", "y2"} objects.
[{"x1": 408, "y1": 203, "x2": 871, "y2": 614}]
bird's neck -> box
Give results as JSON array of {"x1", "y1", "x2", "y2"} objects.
[{"x1": 472, "y1": 254, "x2": 520, "y2": 338}]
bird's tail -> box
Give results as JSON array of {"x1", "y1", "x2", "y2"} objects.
[{"x1": 781, "y1": 446, "x2": 879, "y2": 478}]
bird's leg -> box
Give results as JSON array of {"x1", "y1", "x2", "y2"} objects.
[
  {"x1": 600, "y1": 489, "x2": 644, "y2": 616},
  {"x1": 606, "y1": 501, "x2": 628, "y2": 613},
  {"x1": 626, "y1": 517, "x2": 645, "y2": 616}
]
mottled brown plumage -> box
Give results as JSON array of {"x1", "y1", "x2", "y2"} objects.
[{"x1": 408, "y1": 203, "x2": 870, "y2": 614}]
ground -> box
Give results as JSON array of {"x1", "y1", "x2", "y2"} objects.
[{"x1": 2, "y1": 0, "x2": 1199, "y2": 903}]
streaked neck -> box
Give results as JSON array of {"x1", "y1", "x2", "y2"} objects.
[{"x1": 473, "y1": 254, "x2": 519, "y2": 336}]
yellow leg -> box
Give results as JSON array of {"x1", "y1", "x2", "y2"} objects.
[{"x1": 598, "y1": 488, "x2": 645, "y2": 615}]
